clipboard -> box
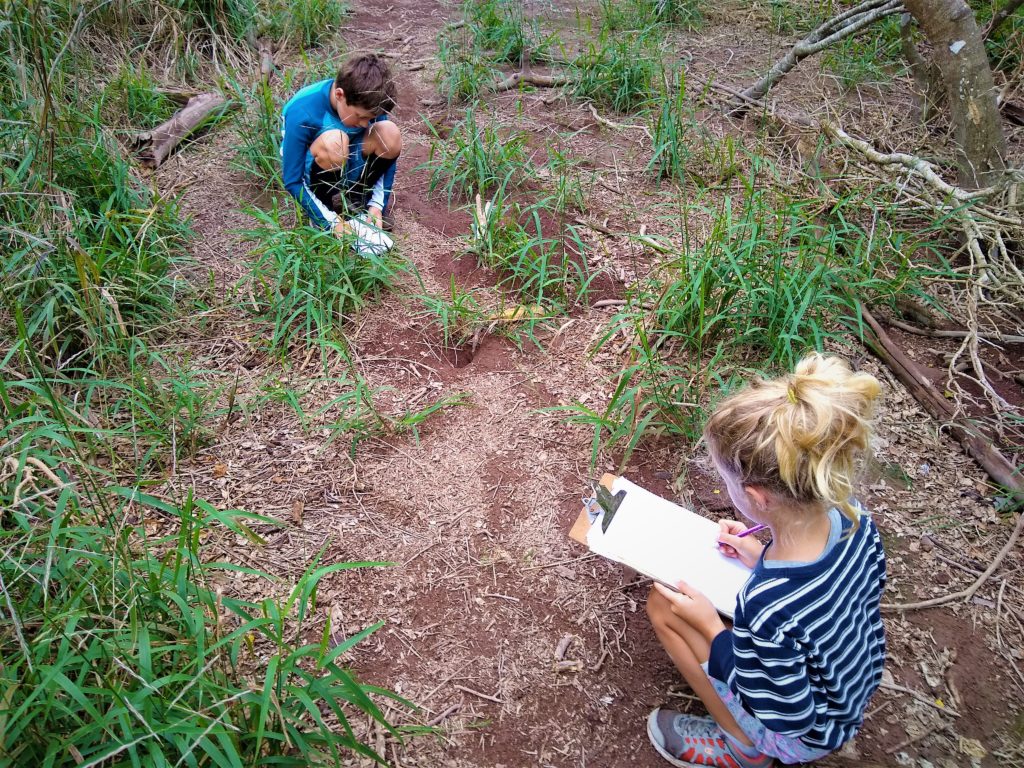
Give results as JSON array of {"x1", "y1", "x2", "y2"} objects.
[{"x1": 570, "y1": 474, "x2": 752, "y2": 617}]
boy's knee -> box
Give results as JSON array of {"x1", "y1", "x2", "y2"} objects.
[
  {"x1": 367, "y1": 121, "x2": 402, "y2": 159},
  {"x1": 311, "y1": 129, "x2": 349, "y2": 171}
]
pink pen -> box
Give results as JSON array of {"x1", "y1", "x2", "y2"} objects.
[{"x1": 735, "y1": 523, "x2": 769, "y2": 538}]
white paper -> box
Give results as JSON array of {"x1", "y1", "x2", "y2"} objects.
[{"x1": 587, "y1": 477, "x2": 752, "y2": 617}]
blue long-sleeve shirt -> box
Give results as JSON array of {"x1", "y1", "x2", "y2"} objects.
[
  {"x1": 708, "y1": 508, "x2": 887, "y2": 752},
  {"x1": 280, "y1": 79, "x2": 392, "y2": 229}
]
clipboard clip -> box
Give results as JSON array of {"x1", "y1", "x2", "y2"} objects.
[{"x1": 593, "y1": 483, "x2": 626, "y2": 533}]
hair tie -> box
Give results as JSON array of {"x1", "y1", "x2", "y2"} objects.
[{"x1": 787, "y1": 385, "x2": 799, "y2": 404}]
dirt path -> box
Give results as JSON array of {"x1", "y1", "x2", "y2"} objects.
[{"x1": 154, "y1": 2, "x2": 1023, "y2": 766}]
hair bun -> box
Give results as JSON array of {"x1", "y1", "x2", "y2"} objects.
[{"x1": 704, "y1": 353, "x2": 881, "y2": 530}]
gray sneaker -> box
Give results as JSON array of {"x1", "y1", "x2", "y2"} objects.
[{"x1": 646, "y1": 709, "x2": 774, "y2": 768}]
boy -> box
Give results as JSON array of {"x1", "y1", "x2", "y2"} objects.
[{"x1": 280, "y1": 54, "x2": 402, "y2": 235}]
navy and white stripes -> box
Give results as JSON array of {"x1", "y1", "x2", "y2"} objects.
[{"x1": 708, "y1": 511, "x2": 887, "y2": 752}]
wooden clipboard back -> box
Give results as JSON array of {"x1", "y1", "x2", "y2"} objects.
[{"x1": 569, "y1": 473, "x2": 618, "y2": 544}]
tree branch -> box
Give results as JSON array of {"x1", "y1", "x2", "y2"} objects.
[
  {"x1": 982, "y1": 0, "x2": 1024, "y2": 39},
  {"x1": 733, "y1": 0, "x2": 903, "y2": 111}
]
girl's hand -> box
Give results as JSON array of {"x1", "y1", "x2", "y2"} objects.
[
  {"x1": 718, "y1": 519, "x2": 765, "y2": 569},
  {"x1": 654, "y1": 580, "x2": 725, "y2": 641},
  {"x1": 366, "y1": 205, "x2": 383, "y2": 228}
]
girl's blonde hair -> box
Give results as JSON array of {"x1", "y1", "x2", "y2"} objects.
[{"x1": 704, "y1": 354, "x2": 880, "y2": 529}]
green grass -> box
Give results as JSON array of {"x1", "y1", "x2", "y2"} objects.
[
  {"x1": 468, "y1": 193, "x2": 594, "y2": 311},
  {"x1": 233, "y1": 75, "x2": 288, "y2": 187},
  {"x1": 262, "y1": 0, "x2": 350, "y2": 49},
  {"x1": 104, "y1": 64, "x2": 179, "y2": 127},
  {"x1": 648, "y1": 67, "x2": 696, "y2": 182},
  {"x1": 556, "y1": 171, "x2": 924, "y2": 465},
  {"x1": 821, "y1": 14, "x2": 904, "y2": 88},
  {"x1": 570, "y1": 26, "x2": 661, "y2": 112},
  {"x1": 237, "y1": 202, "x2": 403, "y2": 355},
  {"x1": 0, "y1": 2, "x2": 423, "y2": 764},
  {"x1": 437, "y1": 31, "x2": 496, "y2": 102},
  {"x1": 600, "y1": 0, "x2": 702, "y2": 31},
  {"x1": 465, "y1": 0, "x2": 531, "y2": 63},
  {"x1": 424, "y1": 108, "x2": 534, "y2": 200},
  {"x1": 0, "y1": 331, "x2": 415, "y2": 765},
  {"x1": 543, "y1": 142, "x2": 587, "y2": 213},
  {"x1": 416, "y1": 277, "x2": 488, "y2": 347},
  {"x1": 0, "y1": 110, "x2": 191, "y2": 370}
]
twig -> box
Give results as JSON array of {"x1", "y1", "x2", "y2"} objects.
[
  {"x1": 882, "y1": 507, "x2": 1024, "y2": 612},
  {"x1": 586, "y1": 103, "x2": 653, "y2": 141},
  {"x1": 425, "y1": 703, "x2": 460, "y2": 727},
  {"x1": 885, "y1": 722, "x2": 953, "y2": 754},
  {"x1": 573, "y1": 217, "x2": 615, "y2": 236},
  {"x1": 454, "y1": 684, "x2": 503, "y2": 704},
  {"x1": 879, "y1": 681, "x2": 961, "y2": 717}
]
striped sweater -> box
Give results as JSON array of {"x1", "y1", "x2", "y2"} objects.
[{"x1": 708, "y1": 510, "x2": 887, "y2": 752}]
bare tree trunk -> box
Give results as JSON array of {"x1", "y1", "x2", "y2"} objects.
[{"x1": 902, "y1": 0, "x2": 1007, "y2": 188}]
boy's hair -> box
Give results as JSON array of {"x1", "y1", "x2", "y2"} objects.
[
  {"x1": 334, "y1": 54, "x2": 396, "y2": 114},
  {"x1": 704, "y1": 353, "x2": 880, "y2": 529}
]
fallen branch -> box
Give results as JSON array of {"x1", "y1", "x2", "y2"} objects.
[
  {"x1": 134, "y1": 92, "x2": 229, "y2": 169},
  {"x1": 881, "y1": 314, "x2": 1024, "y2": 345},
  {"x1": 492, "y1": 71, "x2": 573, "y2": 93},
  {"x1": 822, "y1": 120, "x2": 1008, "y2": 204},
  {"x1": 863, "y1": 303, "x2": 1024, "y2": 613},
  {"x1": 826, "y1": 119, "x2": 1023, "y2": 417},
  {"x1": 586, "y1": 103, "x2": 653, "y2": 140},
  {"x1": 733, "y1": 0, "x2": 904, "y2": 111},
  {"x1": 859, "y1": 304, "x2": 1024, "y2": 500},
  {"x1": 257, "y1": 37, "x2": 276, "y2": 84}
]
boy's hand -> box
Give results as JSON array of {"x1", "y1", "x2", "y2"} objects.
[
  {"x1": 366, "y1": 205, "x2": 383, "y2": 228},
  {"x1": 718, "y1": 519, "x2": 764, "y2": 569},
  {"x1": 654, "y1": 580, "x2": 725, "y2": 641},
  {"x1": 332, "y1": 219, "x2": 351, "y2": 238}
]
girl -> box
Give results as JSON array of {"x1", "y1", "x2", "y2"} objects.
[{"x1": 645, "y1": 354, "x2": 886, "y2": 768}]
